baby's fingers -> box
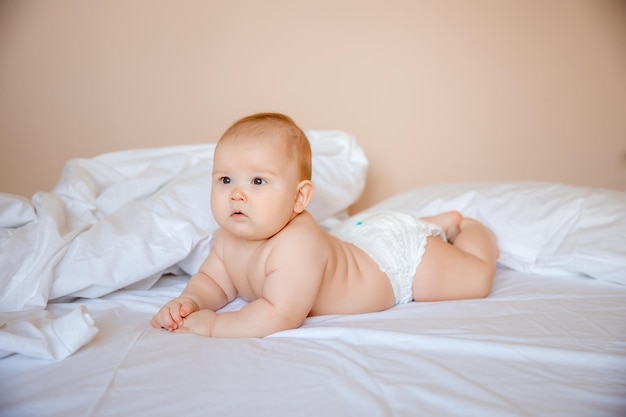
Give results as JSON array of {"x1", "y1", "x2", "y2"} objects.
[
  {"x1": 166, "y1": 303, "x2": 193, "y2": 331},
  {"x1": 150, "y1": 315, "x2": 162, "y2": 329},
  {"x1": 151, "y1": 309, "x2": 175, "y2": 330},
  {"x1": 179, "y1": 301, "x2": 197, "y2": 318}
]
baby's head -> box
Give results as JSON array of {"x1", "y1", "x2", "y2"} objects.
[
  {"x1": 217, "y1": 113, "x2": 312, "y2": 182},
  {"x1": 212, "y1": 113, "x2": 315, "y2": 239}
]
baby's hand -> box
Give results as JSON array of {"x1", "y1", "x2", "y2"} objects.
[
  {"x1": 151, "y1": 297, "x2": 199, "y2": 331},
  {"x1": 174, "y1": 309, "x2": 217, "y2": 337}
]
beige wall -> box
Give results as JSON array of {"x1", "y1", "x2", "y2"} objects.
[{"x1": 1, "y1": 0, "x2": 625, "y2": 212}]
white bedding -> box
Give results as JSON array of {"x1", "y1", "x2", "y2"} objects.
[
  {"x1": 1, "y1": 270, "x2": 625, "y2": 417},
  {"x1": 1, "y1": 137, "x2": 626, "y2": 416}
]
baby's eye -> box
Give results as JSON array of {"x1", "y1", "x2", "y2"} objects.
[
  {"x1": 220, "y1": 177, "x2": 231, "y2": 184},
  {"x1": 252, "y1": 177, "x2": 266, "y2": 185}
]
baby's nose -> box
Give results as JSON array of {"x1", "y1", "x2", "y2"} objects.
[{"x1": 230, "y1": 188, "x2": 246, "y2": 201}]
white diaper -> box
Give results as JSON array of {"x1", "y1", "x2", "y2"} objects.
[{"x1": 330, "y1": 211, "x2": 446, "y2": 304}]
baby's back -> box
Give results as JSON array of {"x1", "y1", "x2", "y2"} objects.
[{"x1": 309, "y1": 227, "x2": 396, "y2": 316}]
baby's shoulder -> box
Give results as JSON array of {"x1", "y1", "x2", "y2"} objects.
[
  {"x1": 269, "y1": 213, "x2": 329, "y2": 251},
  {"x1": 264, "y1": 220, "x2": 332, "y2": 273},
  {"x1": 280, "y1": 212, "x2": 326, "y2": 239}
]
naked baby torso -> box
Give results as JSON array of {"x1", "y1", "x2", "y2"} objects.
[{"x1": 217, "y1": 212, "x2": 396, "y2": 316}]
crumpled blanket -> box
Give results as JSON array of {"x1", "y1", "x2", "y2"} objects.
[
  {"x1": 0, "y1": 306, "x2": 98, "y2": 360},
  {"x1": 0, "y1": 130, "x2": 368, "y2": 359}
]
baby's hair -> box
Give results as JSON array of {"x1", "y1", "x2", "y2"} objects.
[{"x1": 219, "y1": 112, "x2": 312, "y2": 181}]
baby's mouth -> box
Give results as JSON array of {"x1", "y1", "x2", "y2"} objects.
[{"x1": 231, "y1": 210, "x2": 247, "y2": 218}]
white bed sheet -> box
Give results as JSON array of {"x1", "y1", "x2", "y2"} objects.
[{"x1": 1, "y1": 269, "x2": 625, "y2": 417}]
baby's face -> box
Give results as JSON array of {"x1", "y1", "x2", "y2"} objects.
[{"x1": 211, "y1": 134, "x2": 302, "y2": 240}]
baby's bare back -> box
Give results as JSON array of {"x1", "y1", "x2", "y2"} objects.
[{"x1": 309, "y1": 233, "x2": 397, "y2": 315}]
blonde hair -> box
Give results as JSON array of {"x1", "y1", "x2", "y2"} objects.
[{"x1": 218, "y1": 113, "x2": 312, "y2": 181}]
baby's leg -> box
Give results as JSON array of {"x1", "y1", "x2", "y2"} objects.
[
  {"x1": 412, "y1": 215, "x2": 498, "y2": 302},
  {"x1": 421, "y1": 211, "x2": 462, "y2": 242}
]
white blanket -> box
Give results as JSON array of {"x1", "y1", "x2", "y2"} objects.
[{"x1": 0, "y1": 130, "x2": 368, "y2": 359}]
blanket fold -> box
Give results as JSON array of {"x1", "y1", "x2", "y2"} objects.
[{"x1": 0, "y1": 306, "x2": 98, "y2": 360}]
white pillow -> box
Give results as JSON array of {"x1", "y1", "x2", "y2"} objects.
[
  {"x1": 308, "y1": 130, "x2": 368, "y2": 225},
  {"x1": 365, "y1": 182, "x2": 626, "y2": 286},
  {"x1": 0, "y1": 194, "x2": 36, "y2": 228}
]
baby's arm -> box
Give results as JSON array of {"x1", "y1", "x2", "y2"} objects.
[
  {"x1": 151, "y1": 246, "x2": 236, "y2": 331},
  {"x1": 177, "y1": 297, "x2": 303, "y2": 337},
  {"x1": 178, "y1": 233, "x2": 324, "y2": 337}
]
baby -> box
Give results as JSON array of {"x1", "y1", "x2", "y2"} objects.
[{"x1": 151, "y1": 113, "x2": 499, "y2": 337}]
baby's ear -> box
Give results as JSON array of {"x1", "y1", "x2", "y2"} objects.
[{"x1": 294, "y1": 180, "x2": 314, "y2": 213}]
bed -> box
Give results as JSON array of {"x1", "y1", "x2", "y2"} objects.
[{"x1": 1, "y1": 132, "x2": 625, "y2": 417}]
